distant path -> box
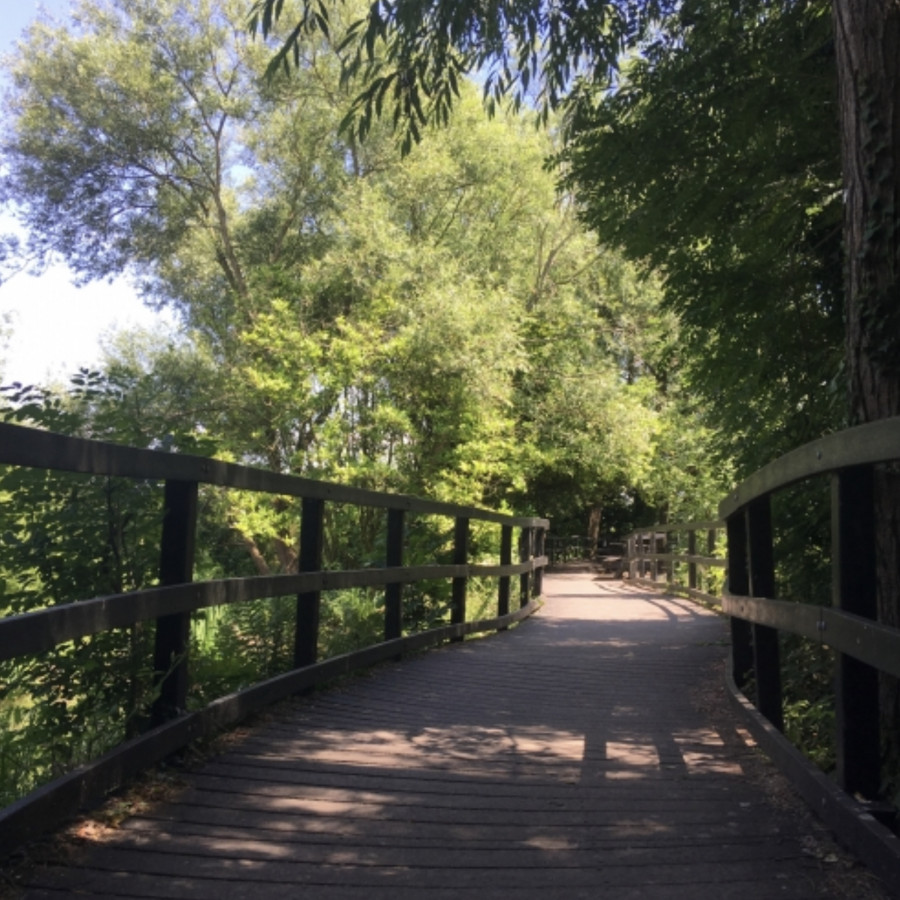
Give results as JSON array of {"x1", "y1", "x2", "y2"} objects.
[{"x1": 21, "y1": 569, "x2": 886, "y2": 898}]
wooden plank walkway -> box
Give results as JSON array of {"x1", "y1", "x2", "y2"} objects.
[{"x1": 17, "y1": 570, "x2": 889, "y2": 899}]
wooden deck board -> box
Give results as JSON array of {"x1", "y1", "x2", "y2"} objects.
[{"x1": 19, "y1": 573, "x2": 890, "y2": 899}]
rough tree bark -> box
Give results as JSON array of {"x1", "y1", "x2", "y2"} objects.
[{"x1": 833, "y1": 0, "x2": 900, "y2": 797}]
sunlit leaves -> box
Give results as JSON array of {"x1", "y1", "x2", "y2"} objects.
[{"x1": 250, "y1": 0, "x2": 678, "y2": 153}]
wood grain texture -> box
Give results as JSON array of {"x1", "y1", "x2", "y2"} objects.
[{"x1": 19, "y1": 573, "x2": 885, "y2": 899}]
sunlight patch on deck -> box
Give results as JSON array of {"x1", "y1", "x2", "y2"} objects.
[
  {"x1": 674, "y1": 728, "x2": 743, "y2": 775},
  {"x1": 524, "y1": 834, "x2": 580, "y2": 851},
  {"x1": 409, "y1": 725, "x2": 586, "y2": 764},
  {"x1": 601, "y1": 739, "x2": 661, "y2": 780}
]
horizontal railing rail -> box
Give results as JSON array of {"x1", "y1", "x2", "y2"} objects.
[
  {"x1": 0, "y1": 422, "x2": 540, "y2": 524},
  {"x1": 721, "y1": 594, "x2": 900, "y2": 680},
  {"x1": 624, "y1": 418, "x2": 900, "y2": 883},
  {"x1": 719, "y1": 417, "x2": 900, "y2": 519},
  {"x1": 0, "y1": 422, "x2": 548, "y2": 850}
]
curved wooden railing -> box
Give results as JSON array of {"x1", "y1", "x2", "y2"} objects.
[
  {"x1": 624, "y1": 417, "x2": 900, "y2": 881},
  {"x1": 718, "y1": 419, "x2": 900, "y2": 795},
  {"x1": 0, "y1": 422, "x2": 548, "y2": 849}
]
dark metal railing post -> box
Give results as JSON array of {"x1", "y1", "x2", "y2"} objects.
[
  {"x1": 295, "y1": 497, "x2": 324, "y2": 669},
  {"x1": 384, "y1": 507, "x2": 405, "y2": 642},
  {"x1": 451, "y1": 516, "x2": 469, "y2": 641},
  {"x1": 664, "y1": 529, "x2": 673, "y2": 584},
  {"x1": 746, "y1": 497, "x2": 783, "y2": 731},
  {"x1": 498, "y1": 524, "x2": 512, "y2": 619},
  {"x1": 519, "y1": 527, "x2": 532, "y2": 607},
  {"x1": 688, "y1": 528, "x2": 698, "y2": 591},
  {"x1": 151, "y1": 479, "x2": 198, "y2": 727},
  {"x1": 707, "y1": 528, "x2": 717, "y2": 595},
  {"x1": 726, "y1": 512, "x2": 754, "y2": 689},
  {"x1": 533, "y1": 526, "x2": 545, "y2": 598},
  {"x1": 832, "y1": 466, "x2": 880, "y2": 798}
]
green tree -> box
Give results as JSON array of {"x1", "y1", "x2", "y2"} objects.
[
  {"x1": 4, "y1": 0, "x2": 713, "y2": 550},
  {"x1": 558, "y1": 0, "x2": 843, "y2": 474},
  {"x1": 251, "y1": 0, "x2": 898, "y2": 440},
  {"x1": 254, "y1": 0, "x2": 900, "y2": 793}
]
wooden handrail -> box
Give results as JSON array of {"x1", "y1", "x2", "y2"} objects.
[
  {"x1": 719, "y1": 416, "x2": 900, "y2": 519},
  {"x1": 622, "y1": 521, "x2": 725, "y2": 603},
  {"x1": 0, "y1": 422, "x2": 547, "y2": 527},
  {"x1": 622, "y1": 418, "x2": 900, "y2": 878},
  {"x1": 0, "y1": 421, "x2": 548, "y2": 849}
]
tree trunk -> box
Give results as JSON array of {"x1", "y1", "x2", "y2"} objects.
[
  {"x1": 587, "y1": 505, "x2": 602, "y2": 558},
  {"x1": 833, "y1": 0, "x2": 900, "y2": 800}
]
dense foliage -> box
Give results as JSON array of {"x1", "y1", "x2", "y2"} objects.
[
  {"x1": 0, "y1": 0, "x2": 732, "y2": 807},
  {"x1": 558, "y1": 0, "x2": 844, "y2": 475}
]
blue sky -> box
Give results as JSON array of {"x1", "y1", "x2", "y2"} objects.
[{"x1": 0, "y1": 0, "x2": 175, "y2": 388}]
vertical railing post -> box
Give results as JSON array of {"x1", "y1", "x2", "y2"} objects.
[
  {"x1": 707, "y1": 528, "x2": 717, "y2": 596},
  {"x1": 832, "y1": 466, "x2": 880, "y2": 798},
  {"x1": 451, "y1": 516, "x2": 469, "y2": 640},
  {"x1": 688, "y1": 528, "x2": 698, "y2": 592},
  {"x1": 519, "y1": 527, "x2": 532, "y2": 607},
  {"x1": 151, "y1": 479, "x2": 198, "y2": 727},
  {"x1": 664, "y1": 529, "x2": 673, "y2": 584},
  {"x1": 533, "y1": 526, "x2": 545, "y2": 598},
  {"x1": 746, "y1": 496, "x2": 782, "y2": 731},
  {"x1": 498, "y1": 524, "x2": 512, "y2": 620},
  {"x1": 726, "y1": 512, "x2": 754, "y2": 689},
  {"x1": 627, "y1": 533, "x2": 636, "y2": 580},
  {"x1": 295, "y1": 497, "x2": 324, "y2": 669},
  {"x1": 384, "y1": 507, "x2": 405, "y2": 642}
]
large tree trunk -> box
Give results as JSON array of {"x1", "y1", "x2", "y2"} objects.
[
  {"x1": 835, "y1": 1, "x2": 900, "y2": 421},
  {"x1": 833, "y1": 0, "x2": 900, "y2": 799}
]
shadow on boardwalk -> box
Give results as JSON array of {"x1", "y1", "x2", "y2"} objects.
[{"x1": 13, "y1": 572, "x2": 891, "y2": 899}]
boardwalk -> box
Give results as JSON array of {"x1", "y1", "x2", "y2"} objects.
[{"x1": 18, "y1": 571, "x2": 886, "y2": 899}]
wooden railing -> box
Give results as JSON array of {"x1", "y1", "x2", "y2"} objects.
[
  {"x1": 545, "y1": 534, "x2": 593, "y2": 563},
  {"x1": 0, "y1": 422, "x2": 548, "y2": 848},
  {"x1": 625, "y1": 520, "x2": 725, "y2": 606},
  {"x1": 624, "y1": 418, "x2": 900, "y2": 881},
  {"x1": 718, "y1": 419, "x2": 900, "y2": 798}
]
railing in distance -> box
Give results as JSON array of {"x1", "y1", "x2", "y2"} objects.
[
  {"x1": 623, "y1": 520, "x2": 726, "y2": 607},
  {"x1": 0, "y1": 422, "x2": 548, "y2": 851}
]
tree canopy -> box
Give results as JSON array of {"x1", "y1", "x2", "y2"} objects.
[
  {"x1": 249, "y1": 0, "x2": 677, "y2": 150},
  {"x1": 559, "y1": 0, "x2": 844, "y2": 472},
  {"x1": 2, "y1": 0, "x2": 720, "y2": 542}
]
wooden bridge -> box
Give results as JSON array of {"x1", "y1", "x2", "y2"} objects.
[{"x1": 3, "y1": 420, "x2": 900, "y2": 897}]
